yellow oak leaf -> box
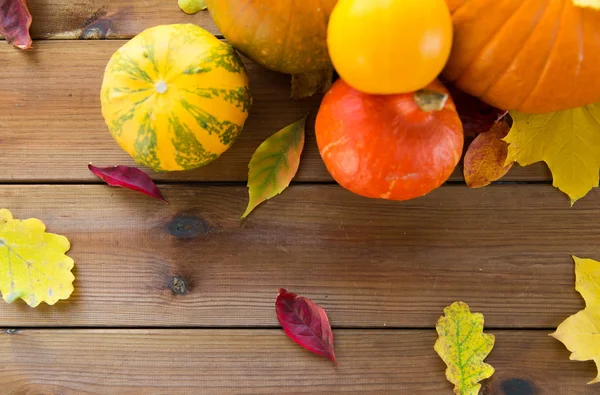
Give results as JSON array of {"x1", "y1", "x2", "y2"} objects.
[
  {"x1": 242, "y1": 116, "x2": 306, "y2": 219},
  {"x1": 178, "y1": 0, "x2": 206, "y2": 14},
  {"x1": 505, "y1": 104, "x2": 600, "y2": 204},
  {"x1": 551, "y1": 256, "x2": 600, "y2": 384},
  {"x1": 572, "y1": 0, "x2": 600, "y2": 10},
  {"x1": 0, "y1": 209, "x2": 74, "y2": 307},
  {"x1": 464, "y1": 121, "x2": 513, "y2": 188},
  {"x1": 435, "y1": 302, "x2": 495, "y2": 395}
]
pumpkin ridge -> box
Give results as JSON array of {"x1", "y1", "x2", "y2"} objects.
[
  {"x1": 277, "y1": 0, "x2": 296, "y2": 72},
  {"x1": 132, "y1": 113, "x2": 162, "y2": 170},
  {"x1": 455, "y1": 0, "x2": 531, "y2": 84},
  {"x1": 574, "y1": 5, "x2": 585, "y2": 80},
  {"x1": 142, "y1": 39, "x2": 160, "y2": 75},
  {"x1": 111, "y1": 53, "x2": 154, "y2": 84},
  {"x1": 180, "y1": 98, "x2": 242, "y2": 146},
  {"x1": 224, "y1": 0, "x2": 254, "y2": 35},
  {"x1": 169, "y1": 117, "x2": 219, "y2": 170},
  {"x1": 318, "y1": 0, "x2": 330, "y2": 36},
  {"x1": 183, "y1": 87, "x2": 252, "y2": 113},
  {"x1": 479, "y1": 0, "x2": 553, "y2": 100},
  {"x1": 512, "y1": 0, "x2": 569, "y2": 110}
]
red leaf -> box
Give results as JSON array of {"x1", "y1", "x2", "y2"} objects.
[
  {"x1": 0, "y1": 0, "x2": 32, "y2": 50},
  {"x1": 447, "y1": 84, "x2": 507, "y2": 137},
  {"x1": 88, "y1": 164, "x2": 168, "y2": 204},
  {"x1": 276, "y1": 288, "x2": 336, "y2": 365}
]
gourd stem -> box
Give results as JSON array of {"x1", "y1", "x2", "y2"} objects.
[{"x1": 414, "y1": 89, "x2": 449, "y2": 112}]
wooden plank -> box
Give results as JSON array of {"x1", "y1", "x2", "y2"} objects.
[
  {"x1": 24, "y1": 0, "x2": 219, "y2": 39},
  {"x1": 0, "y1": 41, "x2": 551, "y2": 183},
  {"x1": 0, "y1": 184, "x2": 593, "y2": 328},
  {"x1": 0, "y1": 329, "x2": 596, "y2": 394}
]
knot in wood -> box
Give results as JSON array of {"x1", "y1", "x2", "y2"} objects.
[
  {"x1": 168, "y1": 214, "x2": 209, "y2": 239},
  {"x1": 501, "y1": 378, "x2": 535, "y2": 395},
  {"x1": 170, "y1": 277, "x2": 187, "y2": 295}
]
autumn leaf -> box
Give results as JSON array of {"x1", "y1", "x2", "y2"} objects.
[
  {"x1": 276, "y1": 288, "x2": 336, "y2": 365},
  {"x1": 178, "y1": 0, "x2": 206, "y2": 14},
  {"x1": 551, "y1": 256, "x2": 600, "y2": 384},
  {"x1": 89, "y1": 164, "x2": 168, "y2": 204},
  {"x1": 435, "y1": 301, "x2": 495, "y2": 395},
  {"x1": 447, "y1": 84, "x2": 507, "y2": 137},
  {"x1": 464, "y1": 121, "x2": 513, "y2": 188},
  {"x1": 572, "y1": 0, "x2": 600, "y2": 10},
  {"x1": 0, "y1": 0, "x2": 32, "y2": 50},
  {"x1": 505, "y1": 104, "x2": 600, "y2": 204},
  {"x1": 0, "y1": 209, "x2": 74, "y2": 307},
  {"x1": 242, "y1": 117, "x2": 306, "y2": 218}
]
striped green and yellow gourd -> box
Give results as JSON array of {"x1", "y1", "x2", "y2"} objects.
[{"x1": 101, "y1": 24, "x2": 252, "y2": 172}]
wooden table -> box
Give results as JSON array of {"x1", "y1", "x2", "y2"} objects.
[{"x1": 0, "y1": 2, "x2": 597, "y2": 394}]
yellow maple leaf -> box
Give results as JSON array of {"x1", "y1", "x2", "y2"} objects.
[
  {"x1": 505, "y1": 104, "x2": 600, "y2": 204},
  {"x1": 434, "y1": 302, "x2": 495, "y2": 395},
  {"x1": 551, "y1": 256, "x2": 600, "y2": 384},
  {"x1": 0, "y1": 209, "x2": 75, "y2": 307}
]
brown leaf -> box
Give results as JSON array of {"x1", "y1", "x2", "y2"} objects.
[
  {"x1": 464, "y1": 121, "x2": 513, "y2": 188},
  {"x1": 0, "y1": 0, "x2": 32, "y2": 50}
]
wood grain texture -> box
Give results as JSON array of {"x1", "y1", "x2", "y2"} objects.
[
  {"x1": 0, "y1": 41, "x2": 551, "y2": 183},
  {"x1": 21, "y1": 0, "x2": 219, "y2": 39},
  {"x1": 0, "y1": 329, "x2": 596, "y2": 394},
  {"x1": 0, "y1": 184, "x2": 593, "y2": 328}
]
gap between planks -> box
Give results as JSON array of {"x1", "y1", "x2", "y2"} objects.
[
  {"x1": 1, "y1": 40, "x2": 553, "y2": 183},
  {"x1": 0, "y1": 329, "x2": 596, "y2": 394},
  {"x1": 0, "y1": 184, "x2": 589, "y2": 329}
]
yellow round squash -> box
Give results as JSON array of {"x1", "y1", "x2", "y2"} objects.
[
  {"x1": 101, "y1": 24, "x2": 252, "y2": 172},
  {"x1": 327, "y1": 0, "x2": 453, "y2": 94}
]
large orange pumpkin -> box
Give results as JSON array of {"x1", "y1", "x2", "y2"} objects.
[
  {"x1": 315, "y1": 79, "x2": 464, "y2": 201},
  {"x1": 205, "y1": 0, "x2": 338, "y2": 75},
  {"x1": 444, "y1": 0, "x2": 600, "y2": 113}
]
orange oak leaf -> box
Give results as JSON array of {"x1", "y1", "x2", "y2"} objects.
[{"x1": 464, "y1": 121, "x2": 513, "y2": 188}]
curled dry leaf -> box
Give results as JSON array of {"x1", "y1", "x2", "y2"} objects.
[
  {"x1": 505, "y1": 104, "x2": 600, "y2": 204},
  {"x1": 551, "y1": 256, "x2": 600, "y2": 384},
  {"x1": 276, "y1": 288, "x2": 336, "y2": 365},
  {"x1": 435, "y1": 301, "x2": 495, "y2": 395},
  {"x1": 89, "y1": 164, "x2": 168, "y2": 203},
  {"x1": 242, "y1": 117, "x2": 306, "y2": 218},
  {"x1": 0, "y1": 209, "x2": 74, "y2": 307},
  {"x1": 464, "y1": 121, "x2": 513, "y2": 188},
  {"x1": 0, "y1": 0, "x2": 32, "y2": 50},
  {"x1": 447, "y1": 85, "x2": 507, "y2": 137}
]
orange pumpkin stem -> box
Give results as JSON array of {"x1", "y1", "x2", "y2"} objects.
[{"x1": 414, "y1": 89, "x2": 449, "y2": 112}]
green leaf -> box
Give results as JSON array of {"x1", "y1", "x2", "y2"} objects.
[
  {"x1": 434, "y1": 301, "x2": 495, "y2": 395},
  {"x1": 242, "y1": 117, "x2": 306, "y2": 219}
]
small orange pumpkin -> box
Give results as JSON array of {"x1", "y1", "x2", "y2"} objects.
[
  {"x1": 444, "y1": 0, "x2": 600, "y2": 113},
  {"x1": 315, "y1": 79, "x2": 464, "y2": 201}
]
